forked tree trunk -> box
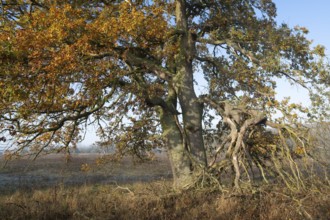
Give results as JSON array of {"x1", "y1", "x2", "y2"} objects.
[
  {"x1": 175, "y1": 0, "x2": 207, "y2": 166},
  {"x1": 158, "y1": 88, "x2": 193, "y2": 190},
  {"x1": 160, "y1": 0, "x2": 207, "y2": 190},
  {"x1": 159, "y1": 108, "x2": 193, "y2": 190}
]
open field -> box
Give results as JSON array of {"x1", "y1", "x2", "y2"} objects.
[
  {"x1": 0, "y1": 153, "x2": 329, "y2": 219},
  {"x1": 0, "y1": 153, "x2": 172, "y2": 194}
]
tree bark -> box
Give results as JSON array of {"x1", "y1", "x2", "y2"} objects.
[
  {"x1": 158, "y1": 0, "x2": 208, "y2": 191},
  {"x1": 174, "y1": 0, "x2": 207, "y2": 167},
  {"x1": 158, "y1": 88, "x2": 193, "y2": 190}
]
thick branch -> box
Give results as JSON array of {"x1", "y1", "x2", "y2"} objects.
[{"x1": 145, "y1": 96, "x2": 180, "y2": 115}]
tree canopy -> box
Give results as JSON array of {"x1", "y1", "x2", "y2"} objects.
[{"x1": 1, "y1": 0, "x2": 329, "y2": 190}]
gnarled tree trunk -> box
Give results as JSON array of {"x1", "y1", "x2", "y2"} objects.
[
  {"x1": 174, "y1": 0, "x2": 207, "y2": 167},
  {"x1": 159, "y1": 108, "x2": 193, "y2": 190},
  {"x1": 158, "y1": 88, "x2": 193, "y2": 190},
  {"x1": 160, "y1": 0, "x2": 207, "y2": 190}
]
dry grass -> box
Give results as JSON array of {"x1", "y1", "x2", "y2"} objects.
[
  {"x1": 0, "y1": 180, "x2": 329, "y2": 220},
  {"x1": 0, "y1": 153, "x2": 329, "y2": 219}
]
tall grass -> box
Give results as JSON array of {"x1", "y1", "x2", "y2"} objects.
[{"x1": 0, "y1": 179, "x2": 329, "y2": 220}]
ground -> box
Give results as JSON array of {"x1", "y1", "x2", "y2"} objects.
[
  {"x1": 0, "y1": 153, "x2": 329, "y2": 219},
  {"x1": 0, "y1": 153, "x2": 171, "y2": 194}
]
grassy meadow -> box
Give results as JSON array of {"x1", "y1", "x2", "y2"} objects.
[{"x1": 0, "y1": 153, "x2": 329, "y2": 220}]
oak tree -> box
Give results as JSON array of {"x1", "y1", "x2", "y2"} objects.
[{"x1": 1, "y1": 0, "x2": 329, "y2": 190}]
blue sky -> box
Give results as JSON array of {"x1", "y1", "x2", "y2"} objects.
[
  {"x1": 81, "y1": 1, "x2": 330, "y2": 146},
  {"x1": 273, "y1": 1, "x2": 330, "y2": 104},
  {"x1": 274, "y1": 0, "x2": 330, "y2": 53},
  {"x1": 2, "y1": 1, "x2": 329, "y2": 149}
]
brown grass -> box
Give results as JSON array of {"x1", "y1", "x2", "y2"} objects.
[
  {"x1": 0, "y1": 180, "x2": 329, "y2": 220},
  {"x1": 0, "y1": 153, "x2": 329, "y2": 220}
]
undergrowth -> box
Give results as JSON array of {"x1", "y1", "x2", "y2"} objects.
[{"x1": 0, "y1": 179, "x2": 329, "y2": 220}]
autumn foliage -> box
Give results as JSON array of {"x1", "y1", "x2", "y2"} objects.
[{"x1": 1, "y1": 0, "x2": 329, "y2": 190}]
